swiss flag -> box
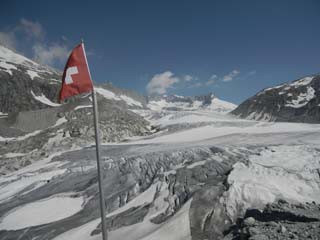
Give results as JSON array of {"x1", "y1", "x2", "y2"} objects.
[{"x1": 59, "y1": 43, "x2": 93, "y2": 102}]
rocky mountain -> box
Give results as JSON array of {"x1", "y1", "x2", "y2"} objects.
[
  {"x1": 232, "y1": 74, "x2": 320, "y2": 123},
  {"x1": 147, "y1": 93, "x2": 237, "y2": 113},
  {"x1": 0, "y1": 45, "x2": 151, "y2": 174},
  {"x1": 0, "y1": 45, "x2": 147, "y2": 114},
  {"x1": 0, "y1": 45, "x2": 61, "y2": 114}
]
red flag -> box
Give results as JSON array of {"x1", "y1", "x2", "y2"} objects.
[{"x1": 59, "y1": 43, "x2": 93, "y2": 102}]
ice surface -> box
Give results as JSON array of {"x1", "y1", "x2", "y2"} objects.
[
  {"x1": 0, "y1": 193, "x2": 84, "y2": 230},
  {"x1": 152, "y1": 110, "x2": 238, "y2": 127},
  {"x1": 2, "y1": 98, "x2": 320, "y2": 239},
  {"x1": 53, "y1": 181, "x2": 191, "y2": 240},
  {"x1": 0, "y1": 169, "x2": 66, "y2": 202},
  {"x1": 225, "y1": 145, "x2": 320, "y2": 219},
  {"x1": 130, "y1": 120, "x2": 320, "y2": 144},
  {"x1": 147, "y1": 96, "x2": 236, "y2": 113}
]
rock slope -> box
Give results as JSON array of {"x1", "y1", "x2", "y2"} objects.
[
  {"x1": 226, "y1": 199, "x2": 320, "y2": 240},
  {"x1": 0, "y1": 45, "x2": 61, "y2": 113},
  {"x1": 232, "y1": 74, "x2": 320, "y2": 123}
]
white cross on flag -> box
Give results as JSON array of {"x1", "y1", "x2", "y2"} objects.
[{"x1": 59, "y1": 43, "x2": 93, "y2": 102}]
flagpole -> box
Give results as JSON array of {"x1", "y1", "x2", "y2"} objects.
[
  {"x1": 92, "y1": 89, "x2": 108, "y2": 240},
  {"x1": 82, "y1": 40, "x2": 108, "y2": 240}
]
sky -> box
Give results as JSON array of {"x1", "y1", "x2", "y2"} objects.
[{"x1": 1, "y1": 0, "x2": 320, "y2": 104}]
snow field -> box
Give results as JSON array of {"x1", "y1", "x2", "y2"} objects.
[{"x1": 130, "y1": 120, "x2": 320, "y2": 144}]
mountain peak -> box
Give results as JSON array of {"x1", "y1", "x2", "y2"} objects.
[{"x1": 147, "y1": 92, "x2": 236, "y2": 113}]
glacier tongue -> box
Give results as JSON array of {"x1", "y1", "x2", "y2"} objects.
[{"x1": 1, "y1": 88, "x2": 320, "y2": 240}]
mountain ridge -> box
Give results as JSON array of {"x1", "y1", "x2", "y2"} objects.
[{"x1": 232, "y1": 74, "x2": 320, "y2": 123}]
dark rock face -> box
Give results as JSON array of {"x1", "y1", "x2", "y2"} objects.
[
  {"x1": 0, "y1": 45, "x2": 63, "y2": 113},
  {"x1": 226, "y1": 199, "x2": 320, "y2": 240},
  {"x1": 0, "y1": 63, "x2": 60, "y2": 114},
  {"x1": 232, "y1": 75, "x2": 320, "y2": 123}
]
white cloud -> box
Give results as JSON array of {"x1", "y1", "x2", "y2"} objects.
[
  {"x1": 188, "y1": 82, "x2": 203, "y2": 88},
  {"x1": 184, "y1": 75, "x2": 193, "y2": 82},
  {"x1": 146, "y1": 71, "x2": 180, "y2": 95},
  {"x1": 206, "y1": 74, "x2": 217, "y2": 86},
  {"x1": 33, "y1": 43, "x2": 69, "y2": 66},
  {"x1": 0, "y1": 32, "x2": 16, "y2": 50},
  {"x1": 19, "y1": 18, "x2": 44, "y2": 40},
  {"x1": 248, "y1": 70, "x2": 256, "y2": 76},
  {"x1": 210, "y1": 74, "x2": 217, "y2": 80},
  {"x1": 205, "y1": 79, "x2": 215, "y2": 86},
  {"x1": 222, "y1": 70, "x2": 240, "y2": 82},
  {"x1": 0, "y1": 19, "x2": 70, "y2": 67}
]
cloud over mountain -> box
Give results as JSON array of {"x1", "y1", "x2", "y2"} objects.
[
  {"x1": 146, "y1": 71, "x2": 180, "y2": 95},
  {"x1": 0, "y1": 18, "x2": 68, "y2": 67}
]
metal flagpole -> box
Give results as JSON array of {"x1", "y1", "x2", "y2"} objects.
[
  {"x1": 82, "y1": 40, "x2": 108, "y2": 240},
  {"x1": 92, "y1": 89, "x2": 108, "y2": 240}
]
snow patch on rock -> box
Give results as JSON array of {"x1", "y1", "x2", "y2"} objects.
[
  {"x1": 27, "y1": 70, "x2": 40, "y2": 80},
  {"x1": 0, "y1": 61, "x2": 17, "y2": 75},
  {"x1": 285, "y1": 86, "x2": 315, "y2": 108},
  {"x1": 31, "y1": 90, "x2": 61, "y2": 107},
  {"x1": 95, "y1": 87, "x2": 143, "y2": 107}
]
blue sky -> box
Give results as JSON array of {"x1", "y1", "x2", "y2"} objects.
[{"x1": 1, "y1": 0, "x2": 320, "y2": 104}]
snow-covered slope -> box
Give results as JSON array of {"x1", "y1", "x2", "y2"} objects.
[
  {"x1": 206, "y1": 97, "x2": 237, "y2": 113},
  {"x1": 232, "y1": 74, "x2": 320, "y2": 123},
  {"x1": 0, "y1": 45, "x2": 60, "y2": 82},
  {"x1": 95, "y1": 86, "x2": 144, "y2": 108},
  {"x1": 0, "y1": 45, "x2": 147, "y2": 113}
]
